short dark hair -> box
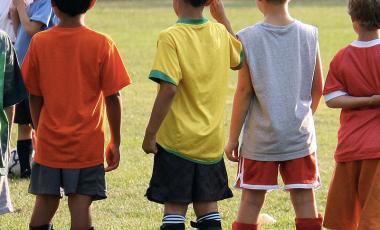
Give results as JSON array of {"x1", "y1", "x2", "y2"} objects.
[
  {"x1": 349, "y1": 0, "x2": 380, "y2": 30},
  {"x1": 266, "y1": 0, "x2": 288, "y2": 5},
  {"x1": 52, "y1": 0, "x2": 94, "y2": 17},
  {"x1": 183, "y1": 0, "x2": 208, "y2": 7}
]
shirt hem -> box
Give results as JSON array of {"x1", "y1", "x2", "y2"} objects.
[
  {"x1": 158, "y1": 144, "x2": 223, "y2": 165},
  {"x1": 33, "y1": 158, "x2": 104, "y2": 169},
  {"x1": 231, "y1": 50, "x2": 245, "y2": 70},
  {"x1": 335, "y1": 152, "x2": 380, "y2": 163},
  {"x1": 102, "y1": 80, "x2": 132, "y2": 97},
  {"x1": 241, "y1": 145, "x2": 317, "y2": 162},
  {"x1": 149, "y1": 70, "x2": 178, "y2": 86}
]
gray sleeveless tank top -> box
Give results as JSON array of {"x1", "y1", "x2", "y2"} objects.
[{"x1": 237, "y1": 20, "x2": 318, "y2": 161}]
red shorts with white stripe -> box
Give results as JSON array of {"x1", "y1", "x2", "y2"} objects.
[{"x1": 235, "y1": 154, "x2": 320, "y2": 190}]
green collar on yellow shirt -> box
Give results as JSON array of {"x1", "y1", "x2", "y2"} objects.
[{"x1": 177, "y1": 17, "x2": 208, "y2": 25}]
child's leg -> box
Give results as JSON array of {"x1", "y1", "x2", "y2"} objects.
[
  {"x1": 30, "y1": 195, "x2": 60, "y2": 227},
  {"x1": 237, "y1": 189, "x2": 266, "y2": 224},
  {"x1": 191, "y1": 201, "x2": 221, "y2": 229},
  {"x1": 161, "y1": 203, "x2": 188, "y2": 230},
  {"x1": 290, "y1": 189, "x2": 317, "y2": 218},
  {"x1": 17, "y1": 125, "x2": 33, "y2": 178},
  {"x1": 68, "y1": 194, "x2": 92, "y2": 230},
  {"x1": 281, "y1": 154, "x2": 322, "y2": 229}
]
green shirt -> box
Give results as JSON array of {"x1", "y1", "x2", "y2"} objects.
[{"x1": 0, "y1": 30, "x2": 27, "y2": 176}]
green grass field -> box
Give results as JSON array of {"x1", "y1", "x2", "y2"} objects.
[{"x1": 1, "y1": 0, "x2": 356, "y2": 229}]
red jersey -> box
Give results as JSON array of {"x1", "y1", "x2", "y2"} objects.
[{"x1": 323, "y1": 39, "x2": 380, "y2": 162}]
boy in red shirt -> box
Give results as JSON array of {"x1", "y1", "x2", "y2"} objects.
[
  {"x1": 21, "y1": 0, "x2": 131, "y2": 229},
  {"x1": 323, "y1": 0, "x2": 380, "y2": 229}
]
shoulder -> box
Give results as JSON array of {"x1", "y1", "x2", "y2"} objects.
[
  {"x1": 33, "y1": 0, "x2": 51, "y2": 7},
  {"x1": 295, "y1": 21, "x2": 318, "y2": 36},
  {"x1": 329, "y1": 45, "x2": 351, "y2": 70},
  {"x1": 237, "y1": 23, "x2": 264, "y2": 40},
  {"x1": 156, "y1": 26, "x2": 179, "y2": 44}
]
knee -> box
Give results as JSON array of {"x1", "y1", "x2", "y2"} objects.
[
  {"x1": 291, "y1": 189, "x2": 315, "y2": 206},
  {"x1": 241, "y1": 190, "x2": 266, "y2": 208}
]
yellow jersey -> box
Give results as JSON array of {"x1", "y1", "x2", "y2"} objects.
[{"x1": 149, "y1": 17, "x2": 243, "y2": 164}]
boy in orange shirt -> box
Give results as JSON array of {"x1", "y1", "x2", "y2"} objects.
[
  {"x1": 323, "y1": 0, "x2": 380, "y2": 229},
  {"x1": 21, "y1": 0, "x2": 131, "y2": 229}
]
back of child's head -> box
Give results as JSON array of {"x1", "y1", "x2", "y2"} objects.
[
  {"x1": 266, "y1": 0, "x2": 288, "y2": 5},
  {"x1": 183, "y1": 0, "x2": 209, "y2": 7},
  {"x1": 52, "y1": 0, "x2": 95, "y2": 17},
  {"x1": 349, "y1": 0, "x2": 380, "y2": 30}
]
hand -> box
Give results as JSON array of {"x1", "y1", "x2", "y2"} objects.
[
  {"x1": 104, "y1": 142, "x2": 120, "y2": 172},
  {"x1": 142, "y1": 133, "x2": 158, "y2": 154},
  {"x1": 225, "y1": 140, "x2": 240, "y2": 162},
  {"x1": 370, "y1": 95, "x2": 380, "y2": 106},
  {"x1": 209, "y1": 0, "x2": 228, "y2": 24}
]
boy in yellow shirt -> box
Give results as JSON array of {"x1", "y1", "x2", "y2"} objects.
[{"x1": 142, "y1": 0, "x2": 243, "y2": 229}]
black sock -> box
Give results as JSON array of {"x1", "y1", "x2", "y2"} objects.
[
  {"x1": 17, "y1": 139, "x2": 33, "y2": 178},
  {"x1": 160, "y1": 214, "x2": 186, "y2": 230},
  {"x1": 190, "y1": 212, "x2": 222, "y2": 230},
  {"x1": 29, "y1": 224, "x2": 53, "y2": 230}
]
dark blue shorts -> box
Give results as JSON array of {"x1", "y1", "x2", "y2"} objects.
[{"x1": 29, "y1": 162, "x2": 107, "y2": 201}]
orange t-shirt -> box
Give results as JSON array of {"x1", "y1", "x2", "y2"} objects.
[
  {"x1": 22, "y1": 26, "x2": 131, "y2": 169},
  {"x1": 323, "y1": 40, "x2": 380, "y2": 163}
]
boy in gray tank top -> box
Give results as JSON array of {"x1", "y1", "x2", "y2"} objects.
[{"x1": 224, "y1": 0, "x2": 324, "y2": 229}]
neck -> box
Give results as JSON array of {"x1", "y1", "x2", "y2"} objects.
[
  {"x1": 357, "y1": 29, "x2": 380, "y2": 42},
  {"x1": 263, "y1": 4, "x2": 293, "y2": 26},
  {"x1": 177, "y1": 4, "x2": 203, "y2": 19},
  {"x1": 58, "y1": 14, "x2": 85, "y2": 28}
]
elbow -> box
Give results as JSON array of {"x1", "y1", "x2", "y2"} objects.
[
  {"x1": 160, "y1": 83, "x2": 177, "y2": 99},
  {"x1": 25, "y1": 26, "x2": 40, "y2": 37},
  {"x1": 105, "y1": 93, "x2": 121, "y2": 103},
  {"x1": 326, "y1": 101, "x2": 337, "y2": 108}
]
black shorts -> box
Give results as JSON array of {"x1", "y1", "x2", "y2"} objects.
[
  {"x1": 29, "y1": 162, "x2": 107, "y2": 201},
  {"x1": 14, "y1": 98, "x2": 33, "y2": 125},
  {"x1": 146, "y1": 145, "x2": 233, "y2": 204}
]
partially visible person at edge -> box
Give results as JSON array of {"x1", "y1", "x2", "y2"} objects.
[
  {"x1": 323, "y1": 0, "x2": 380, "y2": 229},
  {"x1": 225, "y1": 0, "x2": 324, "y2": 229},
  {"x1": 21, "y1": 0, "x2": 131, "y2": 229},
  {"x1": 0, "y1": 30, "x2": 27, "y2": 216},
  {"x1": 142, "y1": 0, "x2": 244, "y2": 229},
  {"x1": 10, "y1": 0, "x2": 57, "y2": 178}
]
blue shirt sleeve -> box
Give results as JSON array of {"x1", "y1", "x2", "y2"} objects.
[{"x1": 30, "y1": 0, "x2": 53, "y2": 27}]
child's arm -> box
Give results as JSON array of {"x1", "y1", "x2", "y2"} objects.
[
  {"x1": 104, "y1": 93, "x2": 122, "y2": 172},
  {"x1": 326, "y1": 95, "x2": 380, "y2": 109},
  {"x1": 9, "y1": 3, "x2": 20, "y2": 36},
  {"x1": 210, "y1": 0, "x2": 235, "y2": 36},
  {"x1": 311, "y1": 48, "x2": 323, "y2": 114},
  {"x1": 142, "y1": 83, "x2": 177, "y2": 154},
  {"x1": 29, "y1": 94, "x2": 43, "y2": 129},
  {"x1": 225, "y1": 60, "x2": 253, "y2": 162},
  {"x1": 13, "y1": 0, "x2": 44, "y2": 37}
]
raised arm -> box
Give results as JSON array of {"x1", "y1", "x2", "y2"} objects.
[
  {"x1": 9, "y1": 3, "x2": 20, "y2": 36},
  {"x1": 225, "y1": 60, "x2": 253, "y2": 162},
  {"x1": 209, "y1": 0, "x2": 235, "y2": 36},
  {"x1": 142, "y1": 82, "x2": 177, "y2": 154},
  {"x1": 311, "y1": 48, "x2": 323, "y2": 114},
  {"x1": 13, "y1": 0, "x2": 44, "y2": 37}
]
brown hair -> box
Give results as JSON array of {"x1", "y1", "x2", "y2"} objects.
[
  {"x1": 266, "y1": 0, "x2": 288, "y2": 5},
  {"x1": 349, "y1": 0, "x2": 380, "y2": 30}
]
